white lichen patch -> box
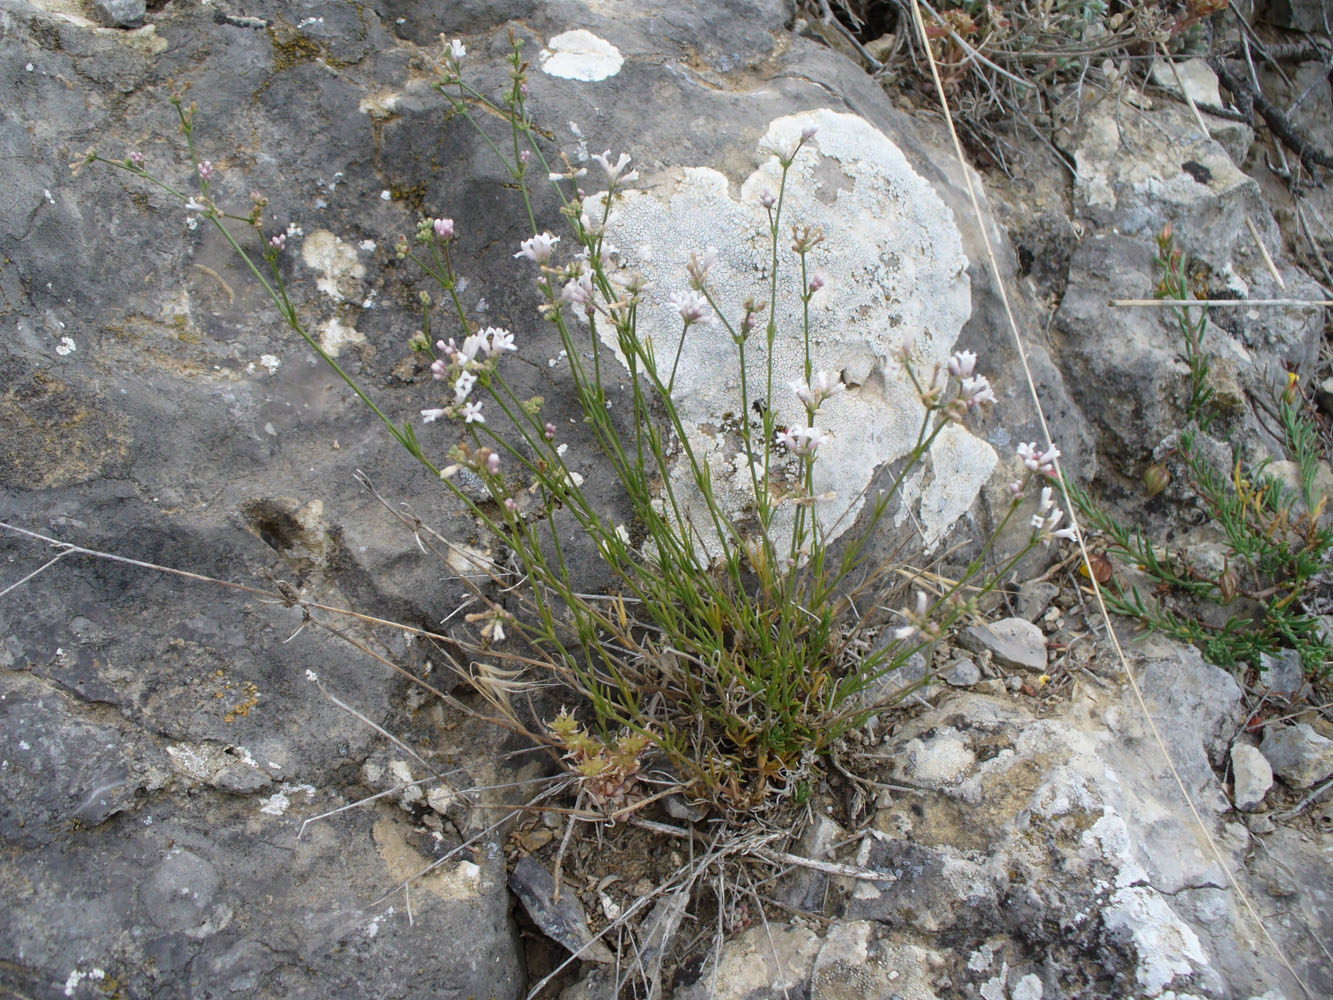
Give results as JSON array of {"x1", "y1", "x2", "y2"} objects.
[
  {"x1": 539, "y1": 30, "x2": 623, "y2": 81},
  {"x1": 603, "y1": 108, "x2": 978, "y2": 553},
  {"x1": 1102, "y1": 885, "x2": 1211, "y2": 995},
  {"x1": 301, "y1": 229, "x2": 365, "y2": 302},
  {"x1": 318, "y1": 315, "x2": 365, "y2": 357}
]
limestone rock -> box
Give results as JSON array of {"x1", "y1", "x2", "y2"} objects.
[
  {"x1": 959, "y1": 617, "x2": 1047, "y2": 671},
  {"x1": 1260, "y1": 724, "x2": 1333, "y2": 788},
  {"x1": 93, "y1": 0, "x2": 146, "y2": 29},
  {"x1": 1230, "y1": 743, "x2": 1273, "y2": 812}
]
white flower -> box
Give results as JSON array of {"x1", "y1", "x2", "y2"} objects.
[
  {"x1": 483, "y1": 327, "x2": 516, "y2": 355},
  {"x1": 454, "y1": 370, "x2": 477, "y2": 403},
  {"x1": 1017, "y1": 442, "x2": 1061, "y2": 477},
  {"x1": 421, "y1": 408, "x2": 447, "y2": 423},
  {"x1": 791, "y1": 371, "x2": 845, "y2": 411},
  {"x1": 1031, "y1": 499, "x2": 1077, "y2": 545},
  {"x1": 775, "y1": 425, "x2": 832, "y2": 456},
  {"x1": 893, "y1": 590, "x2": 937, "y2": 641},
  {"x1": 462, "y1": 401, "x2": 485, "y2": 423},
  {"x1": 459, "y1": 334, "x2": 486, "y2": 363},
  {"x1": 669, "y1": 290, "x2": 712, "y2": 325},
  {"x1": 446, "y1": 38, "x2": 465, "y2": 61},
  {"x1": 959, "y1": 374, "x2": 995, "y2": 408},
  {"x1": 948, "y1": 350, "x2": 977, "y2": 378},
  {"x1": 561, "y1": 272, "x2": 594, "y2": 308},
  {"x1": 514, "y1": 232, "x2": 560, "y2": 264},
  {"x1": 591, "y1": 150, "x2": 637, "y2": 185}
]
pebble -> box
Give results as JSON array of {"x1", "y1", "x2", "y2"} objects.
[
  {"x1": 943, "y1": 657, "x2": 981, "y2": 686},
  {"x1": 959, "y1": 618, "x2": 1047, "y2": 672},
  {"x1": 1229, "y1": 744, "x2": 1273, "y2": 811},
  {"x1": 1259, "y1": 724, "x2": 1333, "y2": 788},
  {"x1": 93, "y1": 0, "x2": 146, "y2": 29}
]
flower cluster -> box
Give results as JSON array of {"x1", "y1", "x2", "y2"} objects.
[
  {"x1": 790, "y1": 371, "x2": 845, "y2": 413},
  {"x1": 1031, "y1": 486, "x2": 1077, "y2": 545},
  {"x1": 1017, "y1": 441, "x2": 1061, "y2": 478},
  {"x1": 421, "y1": 326, "x2": 517, "y2": 426},
  {"x1": 776, "y1": 425, "x2": 832, "y2": 456}
]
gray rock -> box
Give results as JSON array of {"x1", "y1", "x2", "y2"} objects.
[
  {"x1": 943, "y1": 657, "x2": 981, "y2": 686},
  {"x1": 1260, "y1": 724, "x2": 1333, "y2": 788},
  {"x1": 1230, "y1": 744, "x2": 1273, "y2": 812},
  {"x1": 959, "y1": 617, "x2": 1047, "y2": 671},
  {"x1": 93, "y1": 0, "x2": 147, "y2": 29},
  {"x1": 1264, "y1": 0, "x2": 1333, "y2": 31},
  {"x1": 509, "y1": 856, "x2": 614, "y2": 964},
  {"x1": 1014, "y1": 580, "x2": 1058, "y2": 622},
  {"x1": 1258, "y1": 649, "x2": 1306, "y2": 701}
]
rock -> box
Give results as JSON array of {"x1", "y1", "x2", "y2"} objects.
[
  {"x1": 1230, "y1": 744, "x2": 1273, "y2": 812},
  {"x1": 943, "y1": 657, "x2": 981, "y2": 686},
  {"x1": 674, "y1": 922, "x2": 822, "y2": 999},
  {"x1": 1258, "y1": 649, "x2": 1306, "y2": 702},
  {"x1": 1014, "y1": 580, "x2": 1058, "y2": 621},
  {"x1": 959, "y1": 617, "x2": 1047, "y2": 671},
  {"x1": 508, "y1": 856, "x2": 614, "y2": 964},
  {"x1": 93, "y1": 0, "x2": 147, "y2": 29},
  {"x1": 1264, "y1": 0, "x2": 1333, "y2": 31},
  {"x1": 1260, "y1": 724, "x2": 1333, "y2": 788}
]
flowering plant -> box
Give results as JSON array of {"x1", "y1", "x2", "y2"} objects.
[{"x1": 79, "y1": 35, "x2": 1078, "y2": 813}]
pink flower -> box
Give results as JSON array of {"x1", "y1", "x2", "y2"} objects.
[
  {"x1": 505, "y1": 497, "x2": 518, "y2": 511},
  {"x1": 544, "y1": 422, "x2": 557, "y2": 441},
  {"x1": 959, "y1": 375, "x2": 995, "y2": 408},
  {"x1": 1017, "y1": 442, "x2": 1061, "y2": 478},
  {"x1": 268, "y1": 233, "x2": 286, "y2": 251},
  {"x1": 801, "y1": 124, "x2": 818, "y2": 141},
  {"x1": 486, "y1": 452, "x2": 501, "y2": 474},
  {"x1": 430, "y1": 358, "x2": 449, "y2": 381},
  {"x1": 808, "y1": 272, "x2": 825, "y2": 292},
  {"x1": 197, "y1": 160, "x2": 214, "y2": 181},
  {"x1": 128, "y1": 151, "x2": 145, "y2": 168},
  {"x1": 514, "y1": 232, "x2": 560, "y2": 264},
  {"x1": 669, "y1": 290, "x2": 712, "y2": 325},
  {"x1": 561, "y1": 273, "x2": 594, "y2": 308},
  {"x1": 433, "y1": 217, "x2": 455, "y2": 239},
  {"x1": 462, "y1": 401, "x2": 485, "y2": 423},
  {"x1": 776, "y1": 425, "x2": 832, "y2": 456},
  {"x1": 759, "y1": 189, "x2": 777, "y2": 209}
]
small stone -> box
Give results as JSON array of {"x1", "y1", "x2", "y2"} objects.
[
  {"x1": 1258, "y1": 650, "x2": 1305, "y2": 701},
  {"x1": 1259, "y1": 724, "x2": 1333, "y2": 788},
  {"x1": 211, "y1": 762, "x2": 272, "y2": 795},
  {"x1": 974, "y1": 678, "x2": 1008, "y2": 697},
  {"x1": 1229, "y1": 744, "x2": 1273, "y2": 811},
  {"x1": 1015, "y1": 581, "x2": 1058, "y2": 621},
  {"x1": 1244, "y1": 813, "x2": 1275, "y2": 835},
  {"x1": 959, "y1": 618, "x2": 1047, "y2": 671},
  {"x1": 943, "y1": 658, "x2": 981, "y2": 686},
  {"x1": 1010, "y1": 973, "x2": 1044, "y2": 1000},
  {"x1": 93, "y1": 0, "x2": 147, "y2": 28}
]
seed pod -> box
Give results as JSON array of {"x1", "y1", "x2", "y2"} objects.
[{"x1": 1145, "y1": 463, "x2": 1171, "y2": 498}]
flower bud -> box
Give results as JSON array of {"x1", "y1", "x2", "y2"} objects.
[
  {"x1": 1217, "y1": 566, "x2": 1239, "y2": 603},
  {"x1": 1144, "y1": 463, "x2": 1171, "y2": 498}
]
